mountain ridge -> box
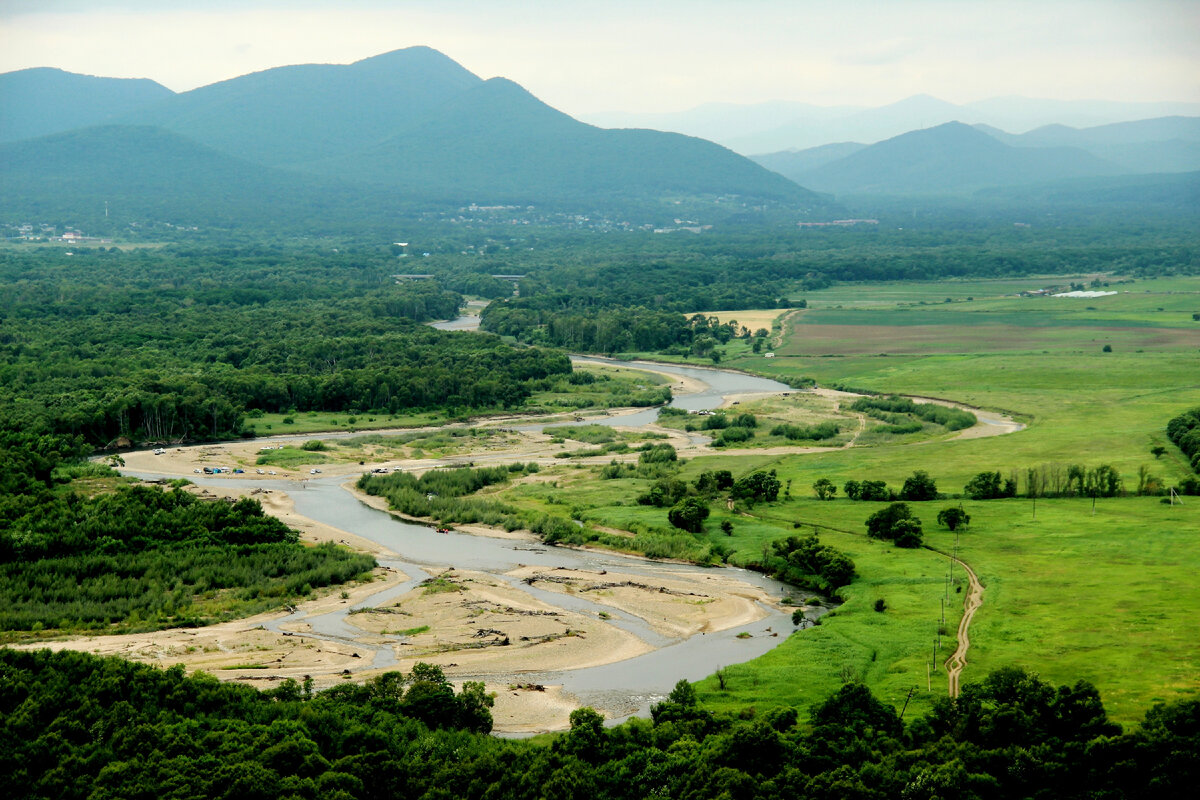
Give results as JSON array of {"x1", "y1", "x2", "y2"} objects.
[{"x1": 758, "y1": 121, "x2": 1124, "y2": 195}]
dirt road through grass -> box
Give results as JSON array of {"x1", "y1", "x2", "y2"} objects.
[{"x1": 944, "y1": 553, "x2": 984, "y2": 697}]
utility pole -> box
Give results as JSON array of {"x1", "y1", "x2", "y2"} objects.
[{"x1": 899, "y1": 686, "x2": 917, "y2": 720}]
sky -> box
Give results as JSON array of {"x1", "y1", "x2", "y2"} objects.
[{"x1": 1, "y1": 0, "x2": 1197, "y2": 115}]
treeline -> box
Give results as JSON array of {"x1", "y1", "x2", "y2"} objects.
[
  {"x1": 850, "y1": 395, "x2": 977, "y2": 432},
  {"x1": 482, "y1": 305, "x2": 761, "y2": 356},
  {"x1": 964, "y1": 464, "x2": 1134, "y2": 499},
  {"x1": 1, "y1": 246, "x2": 570, "y2": 445},
  {"x1": 1167, "y1": 407, "x2": 1200, "y2": 479},
  {"x1": 814, "y1": 462, "x2": 1191, "y2": 502},
  {"x1": 3, "y1": 649, "x2": 1197, "y2": 799},
  {"x1": 0, "y1": 431, "x2": 374, "y2": 634}
]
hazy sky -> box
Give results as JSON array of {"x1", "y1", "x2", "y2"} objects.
[{"x1": 2, "y1": 0, "x2": 1197, "y2": 114}]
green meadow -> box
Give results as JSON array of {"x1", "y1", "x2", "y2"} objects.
[{"x1": 518, "y1": 275, "x2": 1200, "y2": 723}]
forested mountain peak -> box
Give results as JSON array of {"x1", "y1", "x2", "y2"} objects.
[
  {"x1": 307, "y1": 70, "x2": 819, "y2": 204},
  {"x1": 119, "y1": 46, "x2": 485, "y2": 167}
]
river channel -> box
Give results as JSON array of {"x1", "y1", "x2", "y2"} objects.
[{"x1": 125, "y1": 355, "x2": 812, "y2": 727}]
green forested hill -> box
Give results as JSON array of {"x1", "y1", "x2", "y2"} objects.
[
  {"x1": 307, "y1": 77, "x2": 821, "y2": 204},
  {"x1": 0, "y1": 125, "x2": 356, "y2": 226},
  {"x1": 784, "y1": 122, "x2": 1124, "y2": 195},
  {"x1": 0, "y1": 67, "x2": 173, "y2": 143},
  {"x1": 122, "y1": 47, "x2": 484, "y2": 167}
]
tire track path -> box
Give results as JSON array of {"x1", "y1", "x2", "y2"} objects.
[{"x1": 943, "y1": 553, "x2": 984, "y2": 697}]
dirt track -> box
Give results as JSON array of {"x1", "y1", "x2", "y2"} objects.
[{"x1": 943, "y1": 553, "x2": 984, "y2": 697}]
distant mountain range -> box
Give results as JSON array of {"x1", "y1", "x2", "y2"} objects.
[
  {"x1": 752, "y1": 118, "x2": 1200, "y2": 197},
  {"x1": 0, "y1": 48, "x2": 821, "y2": 229},
  {"x1": 583, "y1": 94, "x2": 1200, "y2": 154},
  {"x1": 2, "y1": 50, "x2": 1197, "y2": 225}
]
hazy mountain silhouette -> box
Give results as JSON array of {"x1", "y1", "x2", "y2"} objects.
[
  {"x1": 979, "y1": 117, "x2": 1200, "y2": 174},
  {"x1": 586, "y1": 95, "x2": 1200, "y2": 154},
  {"x1": 0, "y1": 68, "x2": 173, "y2": 143},
  {"x1": 123, "y1": 47, "x2": 485, "y2": 167},
  {"x1": 763, "y1": 122, "x2": 1123, "y2": 195},
  {"x1": 0, "y1": 48, "x2": 822, "y2": 214},
  {"x1": 308, "y1": 76, "x2": 814, "y2": 203}
]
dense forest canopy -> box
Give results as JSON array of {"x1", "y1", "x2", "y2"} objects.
[
  {"x1": 0, "y1": 245, "x2": 568, "y2": 445},
  {"x1": 2, "y1": 649, "x2": 1196, "y2": 800},
  {"x1": 0, "y1": 431, "x2": 374, "y2": 635}
]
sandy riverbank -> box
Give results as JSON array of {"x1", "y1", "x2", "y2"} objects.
[{"x1": 17, "y1": 475, "x2": 784, "y2": 732}]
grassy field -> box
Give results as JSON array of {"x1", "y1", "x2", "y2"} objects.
[
  {"x1": 524, "y1": 274, "x2": 1200, "y2": 723},
  {"x1": 701, "y1": 276, "x2": 1200, "y2": 722}
]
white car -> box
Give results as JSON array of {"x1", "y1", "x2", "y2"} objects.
[
  {"x1": 268, "y1": 470, "x2": 277, "y2": 475},
  {"x1": 193, "y1": 468, "x2": 201, "y2": 473},
  {"x1": 256, "y1": 469, "x2": 265, "y2": 474},
  {"x1": 310, "y1": 468, "x2": 322, "y2": 474}
]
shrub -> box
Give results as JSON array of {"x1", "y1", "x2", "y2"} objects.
[
  {"x1": 937, "y1": 507, "x2": 970, "y2": 531},
  {"x1": 712, "y1": 426, "x2": 753, "y2": 446},
  {"x1": 694, "y1": 470, "x2": 734, "y2": 494},
  {"x1": 865, "y1": 502, "x2": 923, "y2": 548},
  {"x1": 638, "y1": 444, "x2": 677, "y2": 464},
  {"x1": 899, "y1": 470, "x2": 938, "y2": 501},
  {"x1": 731, "y1": 470, "x2": 781, "y2": 503},
  {"x1": 667, "y1": 498, "x2": 710, "y2": 533},
  {"x1": 770, "y1": 422, "x2": 840, "y2": 441}
]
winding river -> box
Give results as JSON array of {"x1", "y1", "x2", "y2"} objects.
[{"x1": 124, "y1": 357, "x2": 810, "y2": 726}]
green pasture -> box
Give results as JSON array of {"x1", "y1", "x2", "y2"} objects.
[
  {"x1": 695, "y1": 514, "x2": 958, "y2": 722},
  {"x1": 740, "y1": 351, "x2": 1200, "y2": 490},
  {"x1": 560, "y1": 276, "x2": 1200, "y2": 722},
  {"x1": 680, "y1": 491, "x2": 1200, "y2": 725},
  {"x1": 771, "y1": 275, "x2": 1200, "y2": 356},
  {"x1": 794, "y1": 274, "x2": 1200, "y2": 309},
  {"x1": 503, "y1": 443, "x2": 1198, "y2": 723},
  {"x1": 922, "y1": 497, "x2": 1200, "y2": 724}
]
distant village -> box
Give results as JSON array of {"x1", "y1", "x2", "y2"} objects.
[{"x1": 4, "y1": 223, "x2": 112, "y2": 244}]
